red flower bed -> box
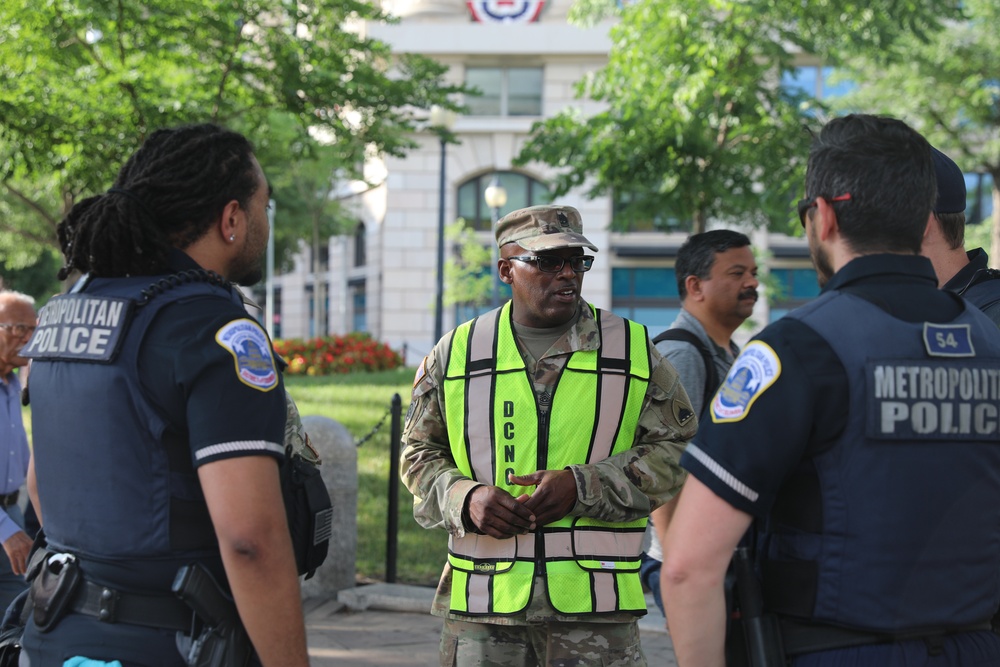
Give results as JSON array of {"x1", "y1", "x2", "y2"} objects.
[{"x1": 273, "y1": 333, "x2": 404, "y2": 375}]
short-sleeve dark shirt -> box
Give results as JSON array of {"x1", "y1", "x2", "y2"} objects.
[{"x1": 138, "y1": 251, "x2": 286, "y2": 469}]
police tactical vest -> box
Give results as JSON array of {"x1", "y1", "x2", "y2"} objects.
[
  {"x1": 442, "y1": 303, "x2": 651, "y2": 616},
  {"x1": 25, "y1": 274, "x2": 242, "y2": 561},
  {"x1": 764, "y1": 290, "x2": 1000, "y2": 632}
]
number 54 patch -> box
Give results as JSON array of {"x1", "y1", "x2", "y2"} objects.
[{"x1": 923, "y1": 323, "x2": 974, "y2": 358}]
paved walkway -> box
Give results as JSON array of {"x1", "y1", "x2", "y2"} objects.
[{"x1": 305, "y1": 584, "x2": 677, "y2": 666}]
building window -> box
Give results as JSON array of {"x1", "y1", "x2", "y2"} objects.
[
  {"x1": 768, "y1": 267, "x2": 821, "y2": 322},
  {"x1": 309, "y1": 244, "x2": 330, "y2": 273},
  {"x1": 781, "y1": 65, "x2": 856, "y2": 102},
  {"x1": 612, "y1": 191, "x2": 688, "y2": 233},
  {"x1": 457, "y1": 171, "x2": 551, "y2": 231},
  {"x1": 354, "y1": 223, "x2": 367, "y2": 267},
  {"x1": 610, "y1": 267, "x2": 681, "y2": 333},
  {"x1": 305, "y1": 283, "x2": 329, "y2": 337},
  {"x1": 465, "y1": 67, "x2": 543, "y2": 116},
  {"x1": 351, "y1": 283, "x2": 367, "y2": 333}
]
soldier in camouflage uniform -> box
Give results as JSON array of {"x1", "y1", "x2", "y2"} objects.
[{"x1": 401, "y1": 204, "x2": 696, "y2": 667}]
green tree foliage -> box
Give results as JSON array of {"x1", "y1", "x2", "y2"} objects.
[
  {"x1": 835, "y1": 0, "x2": 1000, "y2": 263},
  {"x1": 0, "y1": 0, "x2": 463, "y2": 269},
  {"x1": 517, "y1": 0, "x2": 958, "y2": 235},
  {"x1": 443, "y1": 219, "x2": 492, "y2": 308}
]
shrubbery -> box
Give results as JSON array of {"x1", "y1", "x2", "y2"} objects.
[{"x1": 273, "y1": 333, "x2": 403, "y2": 375}]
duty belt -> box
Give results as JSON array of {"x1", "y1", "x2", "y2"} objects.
[
  {"x1": 0, "y1": 491, "x2": 19, "y2": 509},
  {"x1": 71, "y1": 580, "x2": 193, "y2": 632},
  {"x1": 780, "y1": 618, "x2": 995, "y2": 656}
]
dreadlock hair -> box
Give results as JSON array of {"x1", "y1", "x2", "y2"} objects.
[{"x1": 57, "y1": 124, "x2": 260, "y2": 280}]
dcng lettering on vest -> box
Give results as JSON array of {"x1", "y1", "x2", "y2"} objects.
[
  {"x1": 21, "y1": 295, "x2": 132, "y2": 363},
  {"x1": 869, "y1": 361, "x2": 1000, "y2": 439},
  {"x1": 502, "y1": 400, "x2": 516, "y2": 482}
]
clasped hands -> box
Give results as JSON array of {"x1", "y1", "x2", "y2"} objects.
[{"x1": 465, "y1": 469, "x2": 577, "y2": 540}]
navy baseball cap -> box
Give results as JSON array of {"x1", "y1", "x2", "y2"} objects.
[{"x1": 931, "y1": 147, "x2": 966, "y2": 214}]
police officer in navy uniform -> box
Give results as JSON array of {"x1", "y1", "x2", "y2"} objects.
[
  {"x1": 20, "y1": 125, "x2": 309, "y2": 666},
  {"x1": 661, "y1": 114, "x2": 1000, "y2": 667},
  {"x1": 921, "y1": 146, "x2": 1000, "y2": 326}
]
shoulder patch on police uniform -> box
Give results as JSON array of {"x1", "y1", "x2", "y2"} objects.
[
  {"x1": 711, "y1": 340, "x2": 781, "y2": 423},
  {"x1": 923, "y1": 323, "x2": 975, "y2": 358},
  {"x1": 215, "y1": 318, "x2": 278, "y2": 391}
]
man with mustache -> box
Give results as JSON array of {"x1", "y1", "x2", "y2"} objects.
[
  {"x1": 402, "y1": 204, "x2": 696, "y2": 666},
  {"x1": 642, "y1": 230, "x2": 758, "y2": 616},
  {"x1": 661, "y1": 114, "x2": 1000, "y2": 666}
]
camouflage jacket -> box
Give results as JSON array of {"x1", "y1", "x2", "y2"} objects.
[{"x1": 401, "y1": 302, "x2": 696, "y2": 625}]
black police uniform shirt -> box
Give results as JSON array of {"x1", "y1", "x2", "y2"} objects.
[
  {"x1": 942, "y1": 247, "x2": 1000, "y2": 326},
  {"x1": 681, "y1": 254, "x2": 966, "y2": 517}
]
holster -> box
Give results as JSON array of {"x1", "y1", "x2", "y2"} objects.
[
  {"x1": 185, "y1": 625, "x2": 241, "y2": 667},
  {"x1": 29, "y1": 552, "x2": 81, "y2": 633}
]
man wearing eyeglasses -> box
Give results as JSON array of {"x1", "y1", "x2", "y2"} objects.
[
  {"x1": 401, "y1": 204, "x2": 696, "y2": 666},
  {"x1": 0, "y1": 291, "x2": 36, "y2": 610},
  {"x1": 662, "y1": 114, "x2": 1000, "y2": 667}
]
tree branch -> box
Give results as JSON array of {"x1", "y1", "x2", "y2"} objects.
[
  {"x1": 2, "y1": 182, "x2": 59, "y2": 232},
  {"x1": 212, "y1": 15, "x2": 247, "y2": 121}
]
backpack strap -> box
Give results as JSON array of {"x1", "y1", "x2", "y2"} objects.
[{"x1": 652, "y1": 328, "x2": 718, "y2": 415}]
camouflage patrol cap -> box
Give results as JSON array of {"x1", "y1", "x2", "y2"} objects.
[{"x1": 495, "y1": 205, "x2": 599, "y2": 252}]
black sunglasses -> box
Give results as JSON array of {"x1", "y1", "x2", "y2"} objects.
[
  {"x1": 797, "y1": 193, "x2": 852, "y2": 227},
  {"x1": 507, "y1": 255, "x2": 595, "y2": 273}
]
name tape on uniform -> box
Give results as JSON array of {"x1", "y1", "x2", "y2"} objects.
[
  {"x1": 21, "y1": 295, "x2": 132, "y2": 362},
  {"x1": 869, "y1": 360, "x2": 1000, "y2": 439},
  {"x1": 215, "y1": 318, "x2": 278, "y2": 392}
]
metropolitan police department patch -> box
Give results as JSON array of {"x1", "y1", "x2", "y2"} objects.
[
  {"x1": 711, "y1": 341, "x2": 781, "y2": 423},
  {"x1": 215, "y1": 319, "x2": 278, "y2": 391}
]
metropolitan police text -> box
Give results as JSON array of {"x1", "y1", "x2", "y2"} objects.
[
  {"x1": 25, "y1": 298, "x2": 125, "y2": 357},
  {"x1": 874, "y1": 363, "x2": 1000, "y2": 436}
]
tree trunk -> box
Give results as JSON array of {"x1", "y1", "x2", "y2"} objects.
[{"x1": 692, "y1": 209, "x2": 707, "y2": 235}]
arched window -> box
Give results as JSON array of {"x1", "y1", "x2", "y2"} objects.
[{"x1": 457, "y1": 171, "x2": 551, "y2": 231}]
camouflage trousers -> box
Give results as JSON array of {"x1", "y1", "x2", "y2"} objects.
[{"x1": 439, "y1": 618, "x2": 646, "y2": 667}]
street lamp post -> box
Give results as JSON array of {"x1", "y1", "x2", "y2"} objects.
[
  {"x1": 430, "y1": 105, "x2": 457, "y2": 343},
  {"x1": 484, "y1": 176, "x2": 508, "y2": 310}
]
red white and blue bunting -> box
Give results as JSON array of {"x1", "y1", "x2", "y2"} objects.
[{"x1": 467, "y1": 0, "x2": 545, "y2": 23}]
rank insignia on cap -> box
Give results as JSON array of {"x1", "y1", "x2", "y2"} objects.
[
  {"x1": 711, "y1": 341, "x2": 781, "y2": 423},
  {"x1": 216, "y1": 319, "x2": 278, "y2": 391}
]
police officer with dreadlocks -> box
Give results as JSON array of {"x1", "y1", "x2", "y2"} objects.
[{"x1": 19, "y1": 124, "x2": 309, "y2": 666}]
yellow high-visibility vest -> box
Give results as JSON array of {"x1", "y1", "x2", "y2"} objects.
[{"x1": 443, "y1": 302, "x2": 650, "y2": 616}]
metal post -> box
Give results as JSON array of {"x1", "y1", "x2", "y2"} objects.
[
  {"x1": 490, "y1": 205, "x2": 500, "y2": 309},
  {"x1": 433, "y1": 135, "x2": 447, "y2": 343},
  {"x1": 386, "y1": 393, "x2": 402, "y2": 583},
  {"x1": 265, "y1": 199, "x2": 275, "y2": 338}
]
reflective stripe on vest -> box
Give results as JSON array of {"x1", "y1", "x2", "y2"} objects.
[{"x1": 442, "y1": 303, "x2": 651, "y2": 615}]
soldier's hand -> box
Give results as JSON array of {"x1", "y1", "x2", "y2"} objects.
[
  {"x1": 467, "y1": 486, "x2": 536, "y2": 539},
  {"x1": 508, "y1": 470, "x2": 577, "y2": 526},
  {"x1": 2, "y1": 530, "x2": 31, "y2": 576}
]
